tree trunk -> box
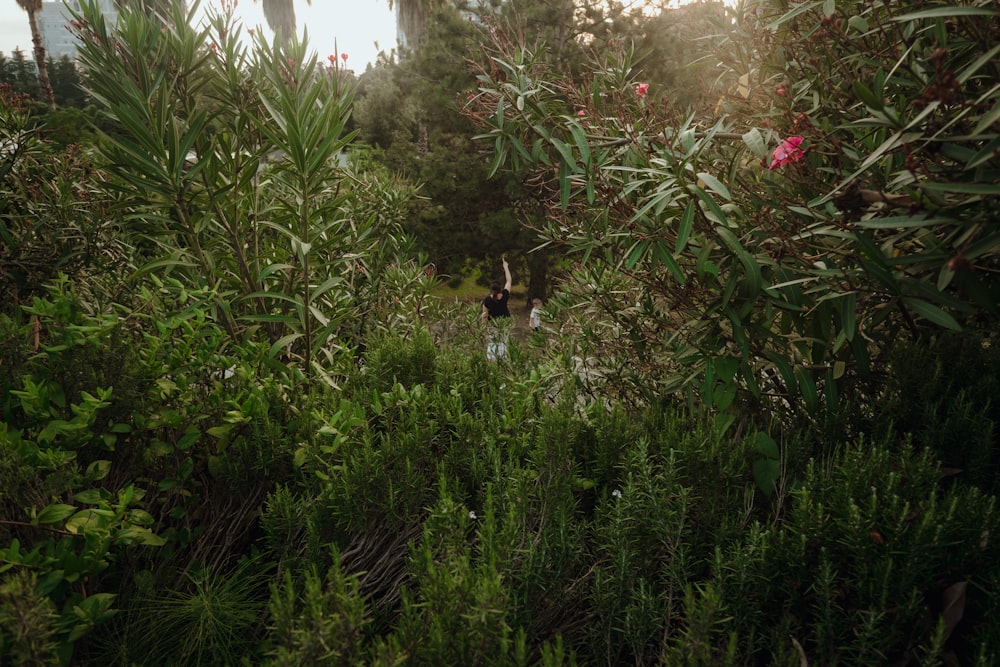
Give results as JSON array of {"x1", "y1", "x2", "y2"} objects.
[{"x1": 26, "y1": 8, "x2": 56, "y2": 112}]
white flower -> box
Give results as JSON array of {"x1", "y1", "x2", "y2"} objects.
[
  {"x1": 611, "y1": 489, "x2": 622, "y2": 498},
  {"x1": 468, "y1": 511, "x2": 477, "y2": 520}
]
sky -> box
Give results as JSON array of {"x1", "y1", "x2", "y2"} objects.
[{"x1": 0, "y1": 0, "x2": 399, "y2": 69}]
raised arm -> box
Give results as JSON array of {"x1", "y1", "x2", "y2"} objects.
[{"x1": 502, "y1": 258, "x2": 512, "y2": 292}]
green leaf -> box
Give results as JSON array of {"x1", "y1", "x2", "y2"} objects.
[
  {"x1": 85, "y1": 459, "x2": 112, "y2": 482},
  {"x1": 903, "y1": 297, "x2": 962, "y2": 331},
  {"x1": 852, "y1": 81, "x2": 883, "y2": 110},
  {"x1": 848, "y1": 15, "x2": 868, "y2": 32},
  {"x1": 696, "y1": 172, "x2": 731, "y2": 201},
  {"x1": 654, "y1": 242, "x2": 685, "y2": 282},
  {"x1": 716, "y1": 226, "x2": 763, "y2": 297},
  {"x1": 742, "y1": 128, "x2": 767, "y2": 160},
  {"x1": 625, "y1": 239, "x2": 650, "y2": 270},
  {"x1": 207, "y1": 424, "x2": 235, "y2": 438},
  {"x1": 36, "y1": 504, "x2": 77, "y2": 525},
  {"x1": 957, "y1": 43, "x2": 1000, "y2": 84},
  {"x1": 550, "y1": 137, "x2": 576, "y2": 169},
  {"x1": 795, "y1": 366, "x2": 819, "y2": 414},
  {"x1": 752, "y1": 458, "x2": 780, "y2": 499},
  {"x1": 269, "y1": 332, "x2": 305, "y2": 358},
  {"x1": 74, "y1": 488, "x2": 109, "y2": 505},
  {"x1": 839, "y1": 292, "x2": 858, "y2": 341},
  {"x1": 559, "y1": 162, "x2": 572, "y2": 209},
  {"x1": 892, "y1": 7, "x2": 998, "y2": 21},
  {"x1": 675, "y1": 201, "x2": 696, "y2": 254},
  {"x1": 749, "y1": 431, "x2": 780, "y2": 460},
  {"x1": 116, "y1": 526, "x2": 167, "y2": 547},
  {"x1": 65, "y1": 509, "x2": 109, "y2": 534},
  {"x1": 569, "y1": 122, "x2": 591, "y2": 167},
  {"x1": 920, "y1": 182, "x2": 1000, "y2": 196}
]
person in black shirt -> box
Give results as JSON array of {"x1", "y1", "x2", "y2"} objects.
[
  {"x1": 481, "y1": 258, "x2": 512, "y2": 322},
  {"x1": 481, "y1": 258, "x2": 512, "y2": 360}
]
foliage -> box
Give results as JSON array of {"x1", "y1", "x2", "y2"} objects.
[
  {"x1": 3, "y1": 281, "x2": 999, "y2": 664},
  {"x1": 264, "y1": 556, "x2": 377, "y2": 666},
  {"x1": 0, "y1": 278, "x2": 300, "y2": 663},
  {"x1": 0, "y1": 85, "x2": 126, "y2": 313},
  {"x1": 463, "y1": 0, "x2": 1000, "y2": 414},
  {"x1": 70, "y1": 0, "x2": 429, "y2": 381},
  {"x1": 3, "y1": 1, "x2": 1000, "y2": 665},
  {"x1": 108, "y1": 558, "x2": 271, "y2": 666}
]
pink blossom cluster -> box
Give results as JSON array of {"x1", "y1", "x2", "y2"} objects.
[{"x1": 769, "y1": 136, "x2": 805, "y2": 170}]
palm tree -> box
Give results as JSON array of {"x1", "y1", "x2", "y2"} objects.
[
  {"x1": 389, "y1": 0, "x2": 446, "y2": 48},
  {"x1": 255, "y1": 0, "x2": 437, "y2": 49},
  {"x1": 16, "y1": 0, "x2": 56, "y2": 111},
  {"x1": 257, "y1": 0, "x2": 307, "y2": 46}
]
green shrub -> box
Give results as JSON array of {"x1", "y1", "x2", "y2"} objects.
[{"x1": 880, "y1": 333, "x2": 1000, "y2": 492}]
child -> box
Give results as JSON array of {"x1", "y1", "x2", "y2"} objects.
[{"x1": 529, "y1": 297, "x2": 543, "y2": 332}]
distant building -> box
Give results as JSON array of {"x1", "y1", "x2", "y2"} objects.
[{"x1": 39, "y1": 0, "x2": 119, "y2": 59}]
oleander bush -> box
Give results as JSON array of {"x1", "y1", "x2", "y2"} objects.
[{"x1": 3, "y1": 0, "x2": 1000, "y2": 664}]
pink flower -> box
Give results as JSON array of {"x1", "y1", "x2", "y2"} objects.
[
  {"x1": 635, "y1": 82, "x2": 649, "y2": 98},
  {"x1": 248, "y1": 28, "x2": 254, "y2": 36},
  {"x1": 577, "y1": 109, "x2": 586, "y2": 116},
  {"x1": 768, "y1": 136, "x2": 805, "y2": 170},
  {"x1": 340, "y1": 52, "x2": 348, "y2": 62},
  {"x1": 776, "y1": 87, "x2": 787, "y2": 97},
  {"x1": 328, "y1": 54, "x2": 336, "y2": 64}
]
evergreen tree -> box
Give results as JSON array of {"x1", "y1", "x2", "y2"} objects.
[
  {"x1": 48, "y1": 55, "x2": 88, "y2": 108},
  {"x1": 4, "y1": 49, "x2": 39, "y2": 100}
]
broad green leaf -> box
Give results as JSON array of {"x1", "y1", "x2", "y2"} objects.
[
  {"x1": 36, "y1": 504, "x2": 77, "y2": 525},
  {"x1": 920, "y1": 182, "x2": 1000, "y2": 196},
  {"x1": 848, "y1": 15, "x2": 868, "y2": 32},
  {"x1": 966, "y1": 136, "x2": 1000, "y2": 168},
  {"x1": 559, "y1": 162, "x2": 572, "y2": 209},
  {"x1": 116, "y1": 526, "x2": 167, "y2": 547},
  {"x1": 654, "y1": 243, "x2": 685, "y2": 283},
  {"x1": 957, "y1": 43, "x2": 1000, "y2": 85},
  {"x1": 892, "y1": 7, "x2": 998, "y2": 21},
  {"x1": 270, "y1": 332, "x2": 305, "y2": 358},
  {"x1": 74, "y1": 488, "x2": 109, "y2": 505},
  {"x1": 795, "y1": 367, "x2": 819, "y2": 414},
  {"x1": 691, "y1": 182, "x2": 732, "y2": 227},
  {"x1": 903, "y1": 297, "x2": 962, "y2": 331},
  {"x1": 749, "y1": 431, "x2": 779, "y2": 460},
  {"x1": 696, "y1": 172, "x2": 731, "y2": 201},
  {"x1": 550, "y1": 137, "x2": 576, "y2": 169},
  {"x1": 676, "y1": 201, "x2": 696, "y2": 254},
  {"x1": 716, "y1": 226, "x2": 763, "y2": 297},
  {"x1": 85, "y1": 459, "x2": 112, "y2": 482},
  {"x1": 839, "y1": 292, "x2": 858, "y2": 341},
  {"x1": 742, "y1": 128, "x2": 767, "y2": 160},
  {"x1": 853, "y1": 81, "x2": 883, "y2": 110},
  {"x1": 569, "y1": 122, "x2": 591, "y2": 167},
  {"x1": 625, "y1": 239, "x2": 650, "y2": 270},
  {"x1": 753, "y1": 458, "x2": 780, "y2": 499}
]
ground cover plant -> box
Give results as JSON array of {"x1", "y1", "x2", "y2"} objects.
[{"x1": 2, "y1": 0, "x2": 999, "y2": 665}]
